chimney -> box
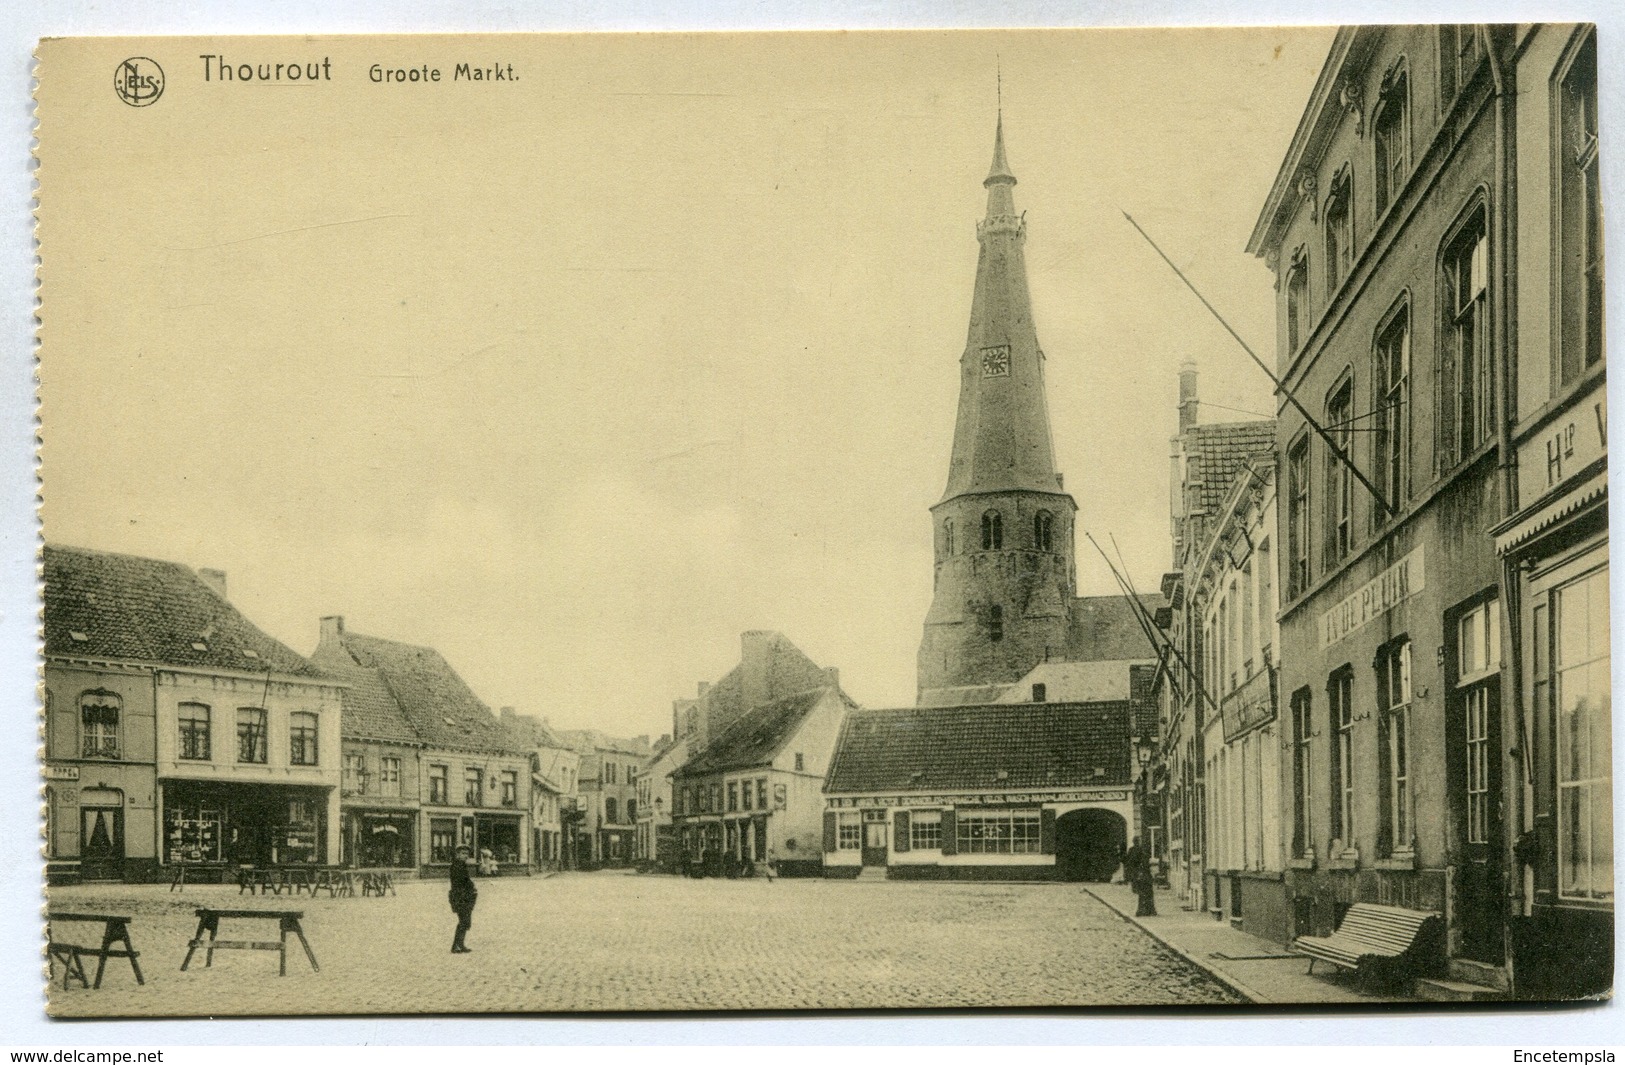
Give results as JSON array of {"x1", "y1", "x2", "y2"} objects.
[
  {"x1": 1177, "y1": 360, "x2": 1199, "y2": 432},
  {"x1": 319, "y1": 615, "x2": 345, "y2": 642},
  {"x1": 500, "y1": 706, "x2": 516, "y2": 722},
  {"x1": 823, "y1": 666, "x2": 840, "y2": 689},
  {"x1": 697, "y1": 681, "x2": 710, "y2": 698},
  {"x1": 198, "y1": 568, "x2": 227, "y2": 599}
]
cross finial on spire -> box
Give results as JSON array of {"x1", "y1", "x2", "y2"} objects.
[{"x1": 985, "y1": 67, "x2": 1016, "y2": 188}]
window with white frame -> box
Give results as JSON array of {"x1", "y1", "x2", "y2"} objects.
[
  {"x1": 837, "y1": 811, "x2": 862, "y2": 850},
  {"x1": 1286, "y1": 252, "x2": 1310, "y2": 353},
  {"x1": 178, "y1": 702, "x2": 211, "y2": 760},
  {"x1": 909, "y1": 811, "x2": 943, "y2": 850},
  {"x1": 1374, "y1": 70, "x2": 1411, "y2": 215},
  {"x1": 1439, "y1": 207, "x2": 1492, "y2": 469},
  {"x1": 1378, "y1": 638, "x2": 1414, "y2": 854},
  {"x1": 288, "y1": 711, "x2": 319, "y2": 766},
  {"x1": 1438, "y1": 25, "x2": 1482, "y2": 106},
  {"x1": 1287, "y1": 433, "x2": 1311, "y2": 598},
  {"x1": 343, "y1": 752, "x2": 366, "y2": 793},
  {"x1": 1535, "y1": 567, "x2": 1612, "y2": 902},
  {"x1": 236, "y1": 707, "x2": 267, "y2": 764},
  {"x1": 955, "y1": 809, "x2": 1042, "y2": 855},
  {"x1": 379, "y1": 756, "x2": 401, "y2": 797},
  {"x1": 1324, "y1": 377, "x2": 1353, "y2": 566},
  {"x1": 1374, "y1": 302, "x2": 1412, "y2": 519},
  {"x1": 1328, "y1": 667, "x2": 1355, "y2": 850},
  {"x1": 80, "y1": 691, "x2": 121, "y2": 759},
  {"x1": 1325, "y1": 168, "x2": 1353, "y2": 293},
  {"x1": 1558, "y1": 32, "x2": 1602, "y2": 383}
]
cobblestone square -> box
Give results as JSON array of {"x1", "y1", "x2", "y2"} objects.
[{"x1": 46, "y1": 872, "x2": 1242, "y2": 1015}]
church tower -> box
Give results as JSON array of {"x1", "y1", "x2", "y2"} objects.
[{"x1": 917, "y1": 113, "x2": 1079, "y2": 704}]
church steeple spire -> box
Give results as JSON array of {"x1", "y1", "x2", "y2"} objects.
[
  {"x1": 985, "y1": 110, "x2": 1016, "y2": 189},
  {"x1": 938, "y1": 111, "x2": 1063, "y2": 503},
  {"x1": 917, "y1": 109, "x2": 1080, "y2": 704}
]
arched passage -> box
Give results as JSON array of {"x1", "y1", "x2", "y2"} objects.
[{"x1": 1055, "y1": 808, "x2": 1126, "y2": 882}]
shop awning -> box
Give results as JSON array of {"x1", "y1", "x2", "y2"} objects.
[{"x1": 1493, "y1": 471, "x2": 1607, "y2": 556}]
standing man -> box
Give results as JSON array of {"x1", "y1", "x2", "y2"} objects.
[
  {"x1": 1124, "y1": 836, "x2": 1157, "y2": 917},
  {"x1": 449, "y1": 844, "x2": 478, "y2": 953}
]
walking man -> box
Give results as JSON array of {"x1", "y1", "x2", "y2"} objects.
[
  {"x1": 449, "y1": 844, "x2": 478, "y2": 953},
  {"x1": 1123, "y1": 836, "x2": 1157, "y2": 917}
]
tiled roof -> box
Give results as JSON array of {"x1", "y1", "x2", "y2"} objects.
[
  {"x1": 552, "y1": 728, "x2": 650, "y2": 756},
  {"x1": 327, "y1": 629, "x2": 523, "y2": 755},
  {"x1": 825, "y1": 701, "x2": 1132, "y2": 794},
  {"x1": 503, "y1": 711, "x2": 564, "y2": 750},
  {"x1": 1183, "y1": 420, "x2": 1275, "y2": 518},
  {"x1": 307, "y1": 642, "x2": 420, "y2": 745},
  {"x1": 1066, "y1": 594, "x2": 1163, "y2": 661},
  {"x1": 43, "y1": 544, "x2": 323, "y2": 678},
  {"x1": 676, "y1": 686, "x2": 847, "y2": 777}
]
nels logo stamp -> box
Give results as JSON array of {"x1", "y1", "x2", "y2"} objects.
[{"x1": 114, "y1": 57, "x2": 163, "y2": 106}]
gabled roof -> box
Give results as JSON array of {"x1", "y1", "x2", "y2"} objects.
[
  {"x1": 43, "y1": 544, "x2": 323, "y2": 679},
  {"x1": 321, "y1": 628, "x2": 522, "y2": 755},
  {"x1": 1182, "y1": 420, "x2": 1276, "y2": 520},
  {"x1": 676, "y1": 686, "x2": 848, "y2": 778},
  {"x1": 307, "y1": 641, "x2": 420, "y2": 745},
  {"x1": 503, "y1": 711, "x2": 564, "y2": 751},
  {"x1": 825, "y1": 701, "x2": 1132, "y2": 794},
  {"x1": 552, "y1": 728, "x2": 650, "y2": 757}
]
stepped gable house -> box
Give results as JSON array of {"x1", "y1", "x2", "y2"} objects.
[
  {"x1": 311, "y1": 616, "x2": 532, "y2": 871},
  {"x1": 43, "y1": 544, "x2": 345, "y2": 882}
]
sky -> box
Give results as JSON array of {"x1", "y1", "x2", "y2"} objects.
[{"x1": 39, "y1": 28, "x2": 1334, "y2": 740}]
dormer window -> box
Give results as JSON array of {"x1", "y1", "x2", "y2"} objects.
[{"x1": 1032, "y1": 683, "x2": 1047, "y2": 703}]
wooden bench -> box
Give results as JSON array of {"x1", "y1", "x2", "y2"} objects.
[
  {"x1": 47, "y1": 913, "x2": 144, "y2": 990},
  {"x1": 181, "y1": 908, "x2": 319, "y2": 976},
  {"x1": 1294, "y1": 902, "x2": 1440, "y2": 977}
]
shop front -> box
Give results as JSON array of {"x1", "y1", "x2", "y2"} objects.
[
  {"x1": 162, "y1": 778, "x2": 330, "y2": 867},
  {"x1": 1494, "y1": 409, "x2": 1611, "y2": 999},
  {"x1": 344, "y1": 809, "x2": 417, "y2": 868},
  {"x1": 476, "y1": 812, "x2": 524, "y2": 866}
]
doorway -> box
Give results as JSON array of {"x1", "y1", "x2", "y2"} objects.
[
  {"x1": 1055, "y1": 808, "x2": 1126, "y2": 881},
  {"x1": 862, "y1": 822, "x2": 888, "y2": 866},
  {"x1": 79, "y1": 792, "x2": 124, "y2": 882},
  {"x1": 1450, "y1": 676, "x2": 1505, "y2": 963}
]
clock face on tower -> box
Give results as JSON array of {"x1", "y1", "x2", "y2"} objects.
[{"x1": 981, "y1": 344, "x2": 1011, "y2": 378}]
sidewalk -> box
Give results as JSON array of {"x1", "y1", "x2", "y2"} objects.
[{"x1": 1085, "y1": 882, "x2": 1414, "y2": 1005}]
